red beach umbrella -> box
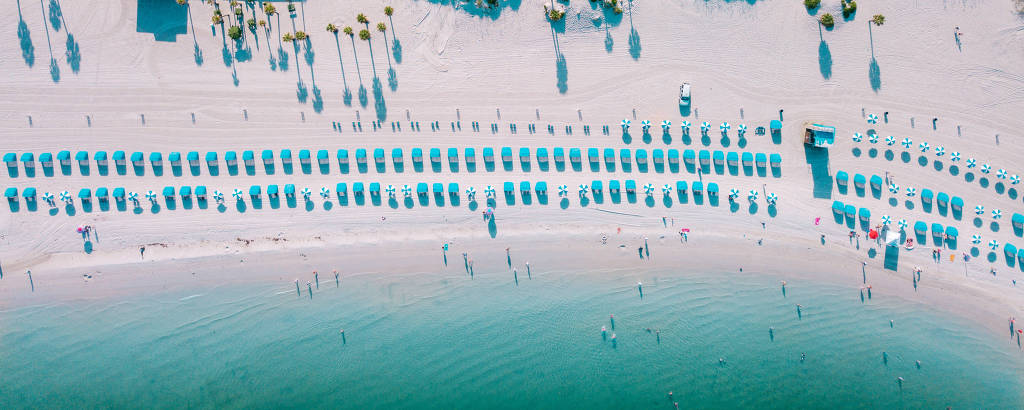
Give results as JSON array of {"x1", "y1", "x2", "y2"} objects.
[{"x1": 868, "y1": 229, "x2": 879, "y2": 239}]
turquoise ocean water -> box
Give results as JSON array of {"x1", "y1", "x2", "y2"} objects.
[{"x1": 1, "y1": 267, "x2": 1021, "y2": 409}]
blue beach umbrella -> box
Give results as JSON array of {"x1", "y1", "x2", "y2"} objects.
[
  {"x1": 558, "y1": 184, "x2": 568, "y2": 196},
  {"x1": 868, "y1": 134, "x2": 878, "y2": 144},
  {"x1": 950, "y1": 152, "x2": 961, "y2": 161},
  {"x1": 867, "y1": 113, "x2": 879, "y2": 124},
  {"x1": 885, "y1": 135, "x2": 896, "y2": 145},
  {"x1": 661, "y1": 120, "x2": 671, "y2": 130},
  {"x1": 888, "y1": 183, "x2": 900, "y2": 194},
  {"x1": 996, "y1": 169, "x2": 1007, "y2": 179},
  {"x1": 621, "y1": 119, "x2": 631, "y2": 129},
  {"x1": 905, "y1": 187, "x2": 916, "y2": 197},
  {"x1": 898, "y1": 219, "x2": 908, "y2": 230},
  {"x1": 974, "y1": 205, "x2": 985, "y2": 215},
  {"x1": 989, "y1": 239, "x2": 999, "y2": 250},
  {"x1": 901, "y1": 137, "x2": 913, "y2": 148},
  {"x1": 852, "y1": 133, "x2": 863, "y2": 142},
  {"x1": 881, "y1": 215, "x2": 892, "y2": 225},
  {"x1": 701, "y1": 121, "x2": 711, "y2": 131},
  {"x1": 966, "y1": 158, "x2": 976, "y2": 168},
  {"x1": 980, "y1": 164, "x2": 991, "y2": 174},
  {"x1": 640, "y1": 120, "x2": 651, "y2": 130},
  {"x1": 680, "y1": 121, "x2": 691, "y2": 132},
  {"x1": 1010, "y1": 175, "x2": 1020, "y2": 185},
  {"x1": 766, "y1": 192, "x2": 778, "y2": 204},
  {"x1": 919, "y1": 141, "x2": 930, "y2": 152},
  {"x1": 320, "y1": 187, "x2": 331, "y2": 198},
  {"x1": 992, "y1": 209, "x2": 1002, "y2": 219},
  {"x1": 737, "y1": 124, "x2": 747, "y2": 135},
  {"x1": 720, "y1": 122, "x2": 730, "y2": 132},
  {"x1": 934, "y1": 146, "x2": 945, "y2": 156},
  {"x1": 971, "y1": 234, "x2": 982, "y2": 244}
]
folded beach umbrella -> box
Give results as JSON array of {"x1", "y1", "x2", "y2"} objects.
[
  {"x1": 852, "y1": 133, "x2": 863, "y2": 142},
  {"x1": 919, "y1": 142, "x2": 930, "y2": 152},
  {"x1": 302, "y1": 187, "x2": 312, "y2": 198},
  {"x1": 621, "y1": 119, "x2": 631, "y2": 129},
  {"x1": 1011, "y1": 175, "x2": 1021, "y2": 185},
  {"x1": 934, "y1": 146, "x2": 945, "y2": 156},
  {"x1": 662, "y1": 184, "x2": 672, "y2": 195},
  {"x1": 980, "y1": 164, "x2": 991, "y2": 173},
  {"x1": 989, "y1": 239, "x2": 1000, "y2": 250},
  {"x1": 578, "y1": 184, "x2": 589, "y2": 195},
  {"x1": 974, "y1": 205, "x2": 985, "y2": 215},
  {"x1": 640, "y1": 120, "x2": 651, "y2": 130},
  {"x1": 403, "y1": 185, "x2": 414, "y2": 197},
  {"x1": 320, "y1": 187, "x2": 331, "y2": 198},
  {"x1": 146, "y1": 190, "x2": 158, "y2": 201},
  {"x1": 992, "y1": 209, "x2": 1002, "y2": 219},
  {"x1": 897, "y1": 219, "x2": 908, "y2": 230},
  {"x1": 766, "y1": 192, "x2": 778, "y2": 204},
  {"x1": 996, "y1": 169, "x2": 1007, "y2": 179},
  {"x1": 971, "y1": 234, "x2": 982, "y2": 244},
  {"x1": 885, "y1": 135, "x2": 896, "y2": 146},
  {"x1": 867, "y1": 113, "x2": 879, "y2": 124},
  {"x1": 701, "y1": 121, "x2": 711, "y2": 131},
  {"x1": 213, "y1": 190, "x2": 224, "y2": 202},
  {"x1": 466, "y1": 186, "x2": 476, "y2": 198},
  {"x1": 881, "y1": 215, "x2": 892, "y2": 225},
  {"x1": 729, "y1": 188, "x2": 740, "y2": 199},
  {"x1": 888, "y1": 183, "x2": 900, "y2": 194},
  {"x1": 644, "y1": 183, "x2": 654, "y2": 195},
  {"x1": 966, "y1": 158, "x2": 976, "y2": 168},
  {"x1": 950, "y1": 152, "x2": 961, "y2": 161},
  {"x1": 905, "y1": 187, "x2": 916, "y2": 197},
  {"x1": 748, "y1": 189, "x2": 758, "y2": 201},
  {"x1": 737, "y1": 124, "x2": 747, "y2": 135},
  {"x1": 720, "y1": 122, "x2": 730, "y2": 132},
  {"x1": 680, "y1": 121, "x2": 691, "y2": 132},
  {"x1": 901, "y1": 137, "x2": 913, "y2": 148},
  {"x1": 232, "y1": 189, "x2": 243, "y2": 199},
  {"x1": 661, "y1": 120, "x2": 671, "y2": 130}
]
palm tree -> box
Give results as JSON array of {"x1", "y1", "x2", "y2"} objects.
[
  {"x1": 343, "y1": 26, "x2": 353, "y2": 36},
  {"x1": 283, "y1": 32, "x2": 294, "y2": 42},
  {"x1": 357, "y1": 13, "x2": 368, "y2": 25},
  {"x1": 872, "y1": 14, "x2": 885, "y2": 26},
  {"x1": 295, "y1": 31, "x2": 307, "y2": 41},
  {"x1": 177, "y1": 0, "x2": 187, "y2": 5},
  {"x1": 377, "y1": 22, "x2": 386, "y2": 32},
  {"x1": 359, "y1": 29, "x2": 371, "y2": 41},
  {"x1": 326, "y1": 23, "x2": 338, "y2": 33},
  {"x1": 263, "y1": 3, "x2": 276, "y2": 16},
  {"x1": 378, "y1": 22, "x2": 393, "y2": 69},
  {"x1": 385, "y1": 6, "x2": 394, "y2": 17}
]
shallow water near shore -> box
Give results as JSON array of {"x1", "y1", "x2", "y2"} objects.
[{"x1": 1, "y1": 267, "x2": 1021, "y2": 408}]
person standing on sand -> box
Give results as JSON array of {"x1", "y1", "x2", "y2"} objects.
[
  {"x1": 140, "y1": 246, "x2": 146, "y2": 259},
  {"x1": 638, "y1": 247, "x2": 644, "y2": 259}
]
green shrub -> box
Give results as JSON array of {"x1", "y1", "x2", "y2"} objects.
[
  {"x1": 247, "y1": 18, "x2": 256, "y2": 29},
  {"x1": 819, "y1": 13, "x2": 834, "y2": 27},
  {"x1": 548, "y1": 9, "x2": 565, "y2": 21},
  {"x1": 804, "y1": 0, "x2": 820, "y2": 9},
  {"x1": 842, "y1": 0, "x2": 857, "y2": 18}
]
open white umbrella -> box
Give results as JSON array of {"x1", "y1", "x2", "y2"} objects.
[
  {"x1": 662, "y1": 184, "x2": 672, "y2": 195},
  {"x1": 881, "y1": 215, "x2": 892, "y2": 225},
  {"x1": 466, "y1": 186, "x2": 476, "y2": 198},
  {"x1": 301, "y1": 187, "x2": 312, "y2": 198},
  {"x1": 888, "y1": 183, "x2": 900, "y2": 194},
  {"x1": 385, "y1": 185, "x2": 396, "y2": 197},
  {"x1": 974, "y1": 205, "x2": 985, "y2": 215},
  {"x1": 885, "y1": 135, "x2": 896, "y2": 145},
  {"x1": 897, "y1": 219, "x2": 908, "y2": 230},
  {"x1": 980, "y1": 164, "x2": 991, "y2": 174},
  {"x1": 643, "y1": 183, "x2": 655, "y2": 195},
  {"x1": 766, "y1": 192, "x2": 778, "y2": 204},
  {"x1": 232, "y1": 189, "x2": 243, "y2": 200},
  {"x1": 59, "y1": 190, "x2": 71, "y2": 202},
  {"x1": 403, "y1": 185, "x2": 414, "y2": 197},
  {"x1": 128, "y1": 191, "x2": 138, "y2": 202},
  {"x1": 680, "y1": 121, "x2": 691, "y2": 132},
  {"x1": 901, "y1": 137, "x2": 913, "y2": 148},
  {"x1": 919, "y1": 141, "x2": 930, "y2": 152},
  {"x1": 661, "y1": 120, "x2": 671, "y2": 130},
  {"x1": 852, "y1": 133, "x2": 863, "y2": 142},
  {"x1": 42, "y1": 191, "x2": 54, "y2": 202},
  {"x1": 950, "y1": 152, "x2": 961, "y2": 161},
  {"x1": 989, "y1": 239, "x2": 1000, "y2": 250},
  {"x1": 146, "y1": 190, "x2": 158, "y2": 201},
  {"x1": 578, "y1": 184, "x2": 589, "y2": 196},
  {"x1": 621, "y1": 119, "x2": 631, "y2": 129},
  {"x1": 485, "y1": 185, "x2": 495, "y2": 197},
  {"x1": 701, "y1": 121, "x2": 711, "y2": 131},
  {"x1": 965, "y1": 158, "x2": 977, "y2": 168},
  {"x1": 729, "y1": 188, "x2": 740, "y2": 199},
  {"x1": 640, "y1": 120, "x2": 651, "y2": 130},
  {"x1": 905, "y1": 187, "x2": 916, "y2": 197},
  {"x1": 558, "y1": 184, "x2": 568, "y2": 196},
  {"x1": 996, "y1": 169, "x2": 1007, "y2": 179},
  {"x1": 212, "y1": 190, "x2": 223, "y2": 202},
  {"x1": 1010, "y1": 175, "x2": 1021, "y2": 185},
  {"x1": 748, "y1": 189, "x2": 759, "y2": 201},
  {"x1": 934, "y1": 146, "x2": 945, "y2": 156},
  {"x1": 720, "y1": 122, "x2": 730, "y2": 132},
  {"x1": 737, "y1": 124, "x2": 748, "y2": 135},
  {"x1": 971, "y1": 234, "x2": 982, "y2": 244},
  {"x1": 320, "y1": 187, "x2": 331, "y2": 198},
  {"x1": 867, "y1": 113, "x2": 879, "y2": 124},
  {"x1": 992, "y1": 209, "x2": 1002, "y2": 219},
  {"x1": 868, "y1": 134, "x2": 879, "y2": 144}
]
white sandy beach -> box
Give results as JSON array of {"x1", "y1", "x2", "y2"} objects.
[{"x1": 1, "y1": 0, "x2": 1023, "y2": 337}]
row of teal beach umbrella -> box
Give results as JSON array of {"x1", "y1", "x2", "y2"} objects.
[{"x1": 850, "y1": 134, "x2": 1019, "y2": 183}]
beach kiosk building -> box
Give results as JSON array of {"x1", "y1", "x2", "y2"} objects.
[{"x1": 803, "y1": 123, "x2": 836, "y2": 148}]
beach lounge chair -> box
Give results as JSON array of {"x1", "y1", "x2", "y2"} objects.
[
  {"x1": 859, "y1": 208, "x2": 871, "y2": 221},
  {"x1": 1007, "y1": 243, "x2": 1018, "y2": 258},
  {"x1": 741, "y1": 152, "x2": 754, "y2": 166},
  {"x1": 179, "y1": 186, "x2": 192, "y2": 199},
  {"x1": 337, "y1": 149, "x2": 350, "y2": 165},
  {"x1": 930, "y1": 223, "x2": 944, "y2": 237},
  {"x1": 1013, "y1": 213, "x2": 1024, "y2": 230},
  {"x1": 604, "y1": 148, "x2": 615, "y2": 164},
  {"x1": 449, "y1": 148, "x2": 460, "y2": 164},
  {"x1": 162, "y1": 186, "x2": 175, "y2": 198},
  {"x1": 430, "y1": 148, "x2": 442, "y2": 164},
  {"x1": 79, "y1": 188, "x2": 92, "y2": 202},
  {"x1": 536, "y1": 182, "x2": 547, "y2": 195},
  {"x1": 519, "y1": 147, "x2": 530, "y2": 163},
  {"x1": 770, "y1": 153, "x2": 782, "y2": 167},
  {"x1": 853, "y1": 174, "x2": 866, "y2": 188},
  {"x1": 299, "y1": 150, "x2": 311, "y2": 165},
  {"x1": 374, "y1": 148, "x2": 385, "y2": 164},
  {"x1": 482, "y1": 147, "x2": 494, "y2": 163},
  {"x1": 2, "y1": 153, "x2": 15, "y2": 169},
  {"x1": 21, "y1": 153, "x2": 35, "y2": 169},
  {"x1": 22, "y1": 187, "x2": 36, "y2": 201},
  {"x1": 707, "y1": 183, "x2": 719, "y2": 196},
  {"x1": 712, "y1": 150, "x2": 724, "y2": 165},
  {"x1": 636, "y1": 149, "x2": 648, "y2": 165},
  {"x1": 691, "y1": 181, "x2": 703, "y2": 194},
  {"x1": 284, "y1": 184, "x2": 296, "y2": 197},
  {"x1": 755, "y1": 153, "x2": 768, "y2": 167},
  {"x1": 683, "y1": 149, "x2": 696, "y2": 164},
  {"x1": 280, "y1": 149, "x2": 293, "y2": 165},
  {"x1": 261, "y1": 150, "x2": 274, "y2": 165},
  {"x1": 356, "y1": 149, "x2": 368, "y2": 164},
  {"x1": 654, "y1": 149, "x2": 665, "y2": 164},
  {"x1": 75, "y1": 151, "x2": 89, "y2": 166},
  {"x1": 625, "y1": 180, "x2": 637, "y2": 194},
  {"x1": 536, "y1": 148, "x2": 547, "y2": 164},
  {"x1": 569, "y1": 148, "x2": 581, "y2": 163},
  {"x1": 698, "y1": 150, "x2": 710, "y2": 166},
  {"x1": 168, "y1": 152, "x2": 182, "y2": 167},
  {"x1": 149, "y1": 152, "x2": 163, "y2": 167},
  {"x1": 921, "y1": 189, "x2": 934, "y2": 203},
  {"x1": 914, "y1": 221, "x2": 927, "y2": 234},
  {"x1": 129, "y1": 152, "x2": 144, "y2": 167},
  {"x1": 417, "y1": 183, "x2": 428, "y2": 196},
  {"x1": 466, "y1": 148, "x2": 477, "y2": 164},
  {"x1": 184, "y1": 151, "x2": 198, "y2": 168},
  {"x1": 249, "y1": 185, "x2": 261, "y2": 198},
  {"x1": 390, "y1": 148, "x2": 403, "y2": 165},
  {"x1": 93, "y1": 187, "x2": 108, "y2": 200},
  {"x1": 937, "y1": 192, "x2": 949, "y2": 206},
  {"x1": 58, "y1": 150, "x2": 72, "y2": 166},
  {"x1": 4, "y1": 187, "x2": 17, "y2": 201},
  {"x1": 520, "y1": 181, "x2": 531, "y2": 194},
  {"x1": 832, "y1": 200, "x2": 844, "y2": 214},
  {"x1": 609, "y1": 180, "x2": 620, "y2": 194},
  {"x1": 500, "y1": 147, "x2": 512, "y2": 163},
  {"x1": 353, "y1": 183, "x2": 365, "y2": 196},
  {"x1": 225, "y1": 151, "x2": 237, "y2": 166},
  {"x1": 369, "y1": 183, "x2": 381, "y2": 196},
  {"x1": 591, "y1": 180, "x2": 603, "y2": 194},
  {"x1": 668, "y1": 149, "x2": 680, "y2": 164},
  {"x1": 113, "y1": 187, "x2": 125, "y2": 201},
  {"x1": 448, "y1": 183, "x2": 460, "y2": 196},
  {"x1": 318, "y1": 150, "x2": 330, "y2": 166},
  {"x1": 944, "y1": 226, "x2": 958, "y2": 239},
  {"x1": 411, "y1": 148, "x2": 423, "y2": 163},
  {"x1": 503, "y1": 182, "x2": 514, "y2": 195},
  {"x1": 726, "y1": 151, "x2": 739, "y2": 167},
  {"x1": 195, "y1": 186, "x2": 207, "y2": 200},
  {"x1": 94, "y1": 151, "x2": 108, "y2": 166},
  {"x1": 620, "y1": 149, "x2": 631, "y2": 165},
  {"x1": 870, "y1": 175, "x2": 883, "y2": 190},
  {"x1": 243, "y1": 150, "x2": 255, "y2": 166},
  {"x1": 836, "y1": 171, "x2": 849, "y2": 186},
  {"x1": 588, "y1": 148, "x2": 599, "y2": 163},
  {"x1": 112, "y1": 151, "x2": 125, "y2": 166},
  {"x1": 336, "y1": 183, "x2": 348, "y2": 197},
  {"x1": 676, "y1": 181, "x2": 688, "y2": 193},
  {"x1": 206, "y1": 152, "x2": 218, "y2": 167},
  {"x1": 552, "y1": 147, "x2": 564, "y2": 163}
]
